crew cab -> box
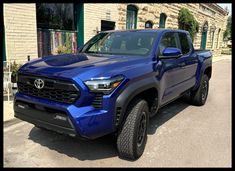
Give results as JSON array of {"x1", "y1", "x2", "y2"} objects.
[{"x1": 14, "y1": 29, "x2": 212, "y2": 160}]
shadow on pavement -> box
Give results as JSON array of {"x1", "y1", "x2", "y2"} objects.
[
  {"x1": 28, "y1": 98, "x2": 190, "y2": 161},
  {"x1": 148, "y1": 98, "x2": 190, "y2": 135},
  {"x1": 28, "y1": 127, "x2": 118, "y2": 160}
]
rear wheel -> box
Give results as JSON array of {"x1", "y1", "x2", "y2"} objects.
[
  {"x1": 117, "y1": 99, "x2": 149, "y2": 160},
  {"x1": 190, "y1": 74, "x2": 209, "y2": 106}
]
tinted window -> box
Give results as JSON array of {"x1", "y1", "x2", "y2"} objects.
[
  {"x1": 178, "y1": 33, "x2": 190, "y2": 55},
  {"x1": 36, "y1": 3, "x2": 75, "y2": 30},
  {"x1": 81, "y1": 32, "x2": 157, "y2": 56},
  {"x1": 158, "y1": 32, "x2": 178, "y2": 56}
]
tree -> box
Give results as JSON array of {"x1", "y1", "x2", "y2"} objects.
[
  {"x1": 178, "y1": 8, "x2": 199, "y2": 41},
  {"x1": 224, "y1": 16, "x2": 231, "y2": 40}
]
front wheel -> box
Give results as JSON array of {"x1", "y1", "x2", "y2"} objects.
[
  {"x1": 117, "y1": 99, "x2": 149, "y2": 160},
  {"x1": 190, "y1": 74, "x2": 209, "y2": 106}
]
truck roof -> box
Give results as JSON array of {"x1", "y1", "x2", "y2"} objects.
[{"x1": 101, "y1": 28, "x2": 189, "y2": 34}]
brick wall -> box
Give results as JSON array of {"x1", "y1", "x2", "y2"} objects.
[
  {"x1": 84, "y1": 3, "x2": 119, "y2": 43},
  {"x1": 83, "y1": 3, "x2": 228, "y2": 56},
  {"x1": 3, "y1": 3, "x2": 38, "y2": 62},
  {"x1": 3, "y1": 3, "x2": 227, "y2": 60},
  {"x1": 116, "y1": 3, "x2": 228, "y2": 56}
]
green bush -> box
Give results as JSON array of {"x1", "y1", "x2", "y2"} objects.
[
  {"x1": 57, "y1": 45, "x2": 72, "y2": 54},
  {"x1": 3, "y1": 61, "x2": 22, "y2": 73},
  {"x1": 178, "y1": 8, "x2": 199, "y2": 41},
  {"x1": 221, "y1": 48, "x2": 231, "y2": 55}
]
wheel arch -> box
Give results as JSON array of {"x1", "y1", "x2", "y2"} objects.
[{"x1": 115, "y1": 77, "x2": 159, "y2": 129}]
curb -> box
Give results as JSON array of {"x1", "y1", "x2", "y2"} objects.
[{"x1": 4, "y1": 118, "x2": 22, "y2": 128}]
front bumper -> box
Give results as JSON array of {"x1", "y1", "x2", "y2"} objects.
[{"x1": 14, "y1": 92, "x2": 116, "y2": 139}]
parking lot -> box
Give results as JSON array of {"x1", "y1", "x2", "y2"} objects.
[{"x1": 4, "y1": 57, "x2": 231, "y2": 167}]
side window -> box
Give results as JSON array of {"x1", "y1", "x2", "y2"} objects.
[
  {"x1": 158, "y1": 32, "x2": 178, "y2": 56},
  {"x1": 178, "y1": 32, "x2": 191, "y2": 55}
]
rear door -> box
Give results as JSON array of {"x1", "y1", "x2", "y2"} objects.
[{"x1": 177, "y1": 32, "x2": 198, "y2": 91}]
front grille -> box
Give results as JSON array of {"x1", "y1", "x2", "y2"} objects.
[
  {"x1": 17, "y1": 74, "x2": 80, "y2": 104},
  {"x1": 92, "y1": 93, "x2": 103, "y2": 108}
]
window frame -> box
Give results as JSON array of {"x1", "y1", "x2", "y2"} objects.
[
  {"x1": 81, "y1": 31, "x2": 158, "y2": 57},
  {"x1": 145, "y1": 20, "x2": 153, "y2": 28},
  {"x1": 159, "y1": 13, "x2": 167, "y2": 28},
  {"x1": 126, "y1": 5, "x2": 138, "y2": 29},
  {"x1": 156, "y1": 31, "x2": 181, "y2": 57},
  {"x1": 36, "y1": 3, "x2": 76, "y2": 31},
  {"x1": 178, "y1": 32, "x2": 193, "y2": 56}
]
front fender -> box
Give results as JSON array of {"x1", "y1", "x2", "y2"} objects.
[{"x1": 115, "y1": 76, "x2": 159, "y2": 128}]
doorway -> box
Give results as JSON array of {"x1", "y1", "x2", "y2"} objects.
[
  {"x1": 101, "y1": 20, "x2": 115, "y2": 31},
  {"x1": 200, "y1": 21, "x2": 208, "y2": 50}
]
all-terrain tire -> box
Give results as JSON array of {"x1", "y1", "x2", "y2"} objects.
[
  {"x1": 190, "y1": 74, "x2": 209, "y2": 106},
  {"x1": 117, "y1": 99, "x2": 149, "y2": 160}
]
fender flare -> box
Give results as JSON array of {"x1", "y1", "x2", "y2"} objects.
[
  {"x1": 194, "y1": 58, "x2": 212, "y2": 90},
  {"x1": 114, "y1": 76, "x2": 159, "y2": 128}
]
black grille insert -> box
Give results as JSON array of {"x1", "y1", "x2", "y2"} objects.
[
  {"x1": 17, "y1": 74, "x2": 80, "y2": 104},
  {"x1": 115, "y1": 107, "x2": 122, "y2": 126},
  {"x1": 92, "y1": 93, "x2": 103, "y2": 108}
]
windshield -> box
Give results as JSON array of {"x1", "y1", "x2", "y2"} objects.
[{"x1": 81, "y1": 32, "x2": 158, "y2": 56}]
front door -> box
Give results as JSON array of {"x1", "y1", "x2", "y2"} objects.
[
  {"x1": 158, "y1": 32, "x2": 188, "y2": 105},
  {"x1": 200, "y1": 31, "x2": 207, "y2": 50},
  {"x1": 200, "y1": 21, "x2": 208, "y2": 50}
]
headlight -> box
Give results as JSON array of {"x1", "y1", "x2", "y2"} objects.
[{"x1": 84, "y1": 76, "x2": 124, "y2": 94}]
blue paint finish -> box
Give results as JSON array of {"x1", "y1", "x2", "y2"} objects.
[
  {"x1": 162, "y1": 47, "x2": 182, "y2": 56},
  {"x1": 15, "y1": 29, "x2": 212, "y2": 139}
]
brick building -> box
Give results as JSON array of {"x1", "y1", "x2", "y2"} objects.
[{"x1": 3, "y1": 3, "x2": 229, "y2": 62}]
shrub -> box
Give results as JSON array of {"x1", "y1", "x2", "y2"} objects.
[
  {"x1": 53, "y1": 45, "x2": 72, "y2": 55},
  {"x1": 221, "y1": 48, "x2": 231, "y2": 55},
  {"x1": 3, "y1": 61, "x2": 22, "y2": 73},
  {"x1": 178, "y1": 8, "x2": 199, "y2": 41}
]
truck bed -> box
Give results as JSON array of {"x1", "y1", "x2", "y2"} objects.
[{"x1": 195, "y1": 49, "x2": 212, "y2": 58}]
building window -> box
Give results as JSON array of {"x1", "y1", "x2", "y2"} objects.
[
  {"x1": 36, "y1": 3, "x2": 75, "y2": 30},
  {"x1": 210, "y1": 25, "x2": 216, "y2": 49},
  {"x1": 36, "y1": 3, "x2": 77, "y2": 57},
  {"x1": 159, "y1": 13, "x2": 167, "y2": 28},
  {"x1": 145, "y1": 20, "x2": 153, "y2": 28},
  {"x1": 126, "y1": 5, "x2": 138, "y2": 29}
]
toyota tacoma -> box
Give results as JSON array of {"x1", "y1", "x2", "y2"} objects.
[{"x1": 14, "y1": 29, "x2": 212, "y2": 160}]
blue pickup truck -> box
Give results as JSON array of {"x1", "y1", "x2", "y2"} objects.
[{"x1": 14, "y1": 29, "x2": 212, "y2": 160}]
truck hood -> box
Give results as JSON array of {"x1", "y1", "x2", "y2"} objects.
[{"x1": 19, "y1": 53, "x2": 150, "y2": 81}]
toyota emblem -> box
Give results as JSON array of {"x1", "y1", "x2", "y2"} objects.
[{"x1": 34, "y1": 79, "x2": 44, "y2": 89}]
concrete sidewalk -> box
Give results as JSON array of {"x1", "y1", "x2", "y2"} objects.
[
  {"x1": 212, "y1": 54, "x2": 231, "y2": 63},
  {"x1": 3, "y1": 54, "x2": 231, "y2": 123},
  {"x1": 4, "y1": 101, "x2": 15, "y2": 122}
]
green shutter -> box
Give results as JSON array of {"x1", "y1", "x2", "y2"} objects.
[
  {"x1": 200, "y1": 31, "x2": 207, "y2": 50},
  {"x1": 159, "y1": 13, "x2": 166, "y2": 28},
  {"x1": 134, "y1": 10, "x2": 137, "y2": 29},
  {"x1": 75, "y1": 3, "x2": 84, "y2": 47}
]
